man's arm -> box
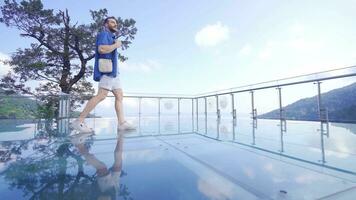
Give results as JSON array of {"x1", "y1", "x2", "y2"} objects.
[{"x1": 98, "y1": 40, "x2": 122, "y2": 54}]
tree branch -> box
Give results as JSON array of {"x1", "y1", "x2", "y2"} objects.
[
  {"x1": 20, "y1": 33, "x2": 62, "y2": 55},
  {"x1": 84, "y1": 53, "x2": 95, "y2": 62},
  {"x1": 67, "y1": 33, "x2": 84, "y2": 62},
  {"x1": 68, "y1": 61, "x2": 86, "y2": 89},
  {"x1": 35, "y1": 71, "x2": 59, "y2": 84}
]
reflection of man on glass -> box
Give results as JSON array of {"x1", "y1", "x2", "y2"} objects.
[
  {"x1": 71, "y1": 133, "x2": 124, "y2": 200},
  {"x1": 72, "y1": 16, "x2": 135, "y2": 133}
]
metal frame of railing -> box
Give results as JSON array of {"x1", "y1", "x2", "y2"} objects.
[
  {"x1": 1, "y1": 66, "x2": 356, "y2": 128},
  {"x1": 1, "y1": 66, "x2": 356, "y2": 177},
  {"x1": 0, "y1": 66, "x2": 355, "y2": 125}
]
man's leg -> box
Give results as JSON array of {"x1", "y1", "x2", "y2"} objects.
[
  {"x1": 112, "y1": 89, "x2": 125, "y2": 124},
  {"x1": 76, "y1": 143, "x2": 109, "y2": 175},
  {"x1": 112, "y1": 133, "x2": 123, "y2": 172},
  {"x1": 78, "y1": 88, "x2": 109, "y2": 123}
]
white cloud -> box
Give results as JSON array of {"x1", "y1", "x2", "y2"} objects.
[
  {"x1": 0, "y1": 52, "x2": 11, "y2": 76},
  {"x1": 286, "y1": 23, "x2": 325, "y2": 60},
  {"x1": 295, "y1": 174, "x2": 320, "y2": 184},
  {"x1": 289, "y1": 23, "x2": 305, "y2": 36},
  {"x1": 257, "y1": 41, "x2": 278, "y2": 60},
  {"x1": 258, "y1": 48, "x2": 272, "y2": 60},
  {"x1": 352, "y1": 51, "x2": 356, "y2": 60},
  {"x1": 288, "y1": 37, "x2": 324, "y2": 53},
  {"x1": 263, "y1": 163, "x2": 274, "y2": 172},
  {"x1": 252, "y1": 23, "x2": 348, "y2": 78},
  {"x1": 195, "y1": 22, "x2": 230, "y2": 47},
  {"x1": 238, "y1": 44, "x2": 252, "y2": 56},
  {"x1": 120, "y1": 59, "x2": 161, "y2": 73},
  {"x1": 124, "y1": 149, "x2": 165, "y2": 163},
  {"x1": 197, "y1": 177, "x2": 236, "y2": 200},
  {"x1": 243, "y1": 167, "x2": 255, "y2": 179}
]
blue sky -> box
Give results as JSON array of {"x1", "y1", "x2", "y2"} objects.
[{"x1": 1, "y1": 0, "x2": 356, "y2": 115}]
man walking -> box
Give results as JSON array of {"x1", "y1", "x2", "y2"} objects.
[{"x1": 72, "y1": 17, "x2": 135, "y2": 133}]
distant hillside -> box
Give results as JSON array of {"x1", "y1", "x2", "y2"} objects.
[
  {"x1": 0, "y1": 88, "x2": 99, "y2": 119},
  {"x1": 259, "y1": 82, "x2": 356, "y2": 123},
  {"x1": 0, "y1": 88, "x2": 38, "y2": 119}
]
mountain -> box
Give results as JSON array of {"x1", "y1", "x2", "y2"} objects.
[
  {"x1": 0, "y1": 88, "x2": 99, "y2": 119},
  {"x1": 259, "y1": 82, "x2": 356, "y2": 123},
  {"x1": 0, "y1": 88, "x2": 38, "y2": 119}
]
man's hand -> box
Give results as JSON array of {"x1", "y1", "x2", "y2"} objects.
[
  {"x1": 98, "y1": 40, "x2": 121, "y2": 54},
  {"x1": 114, "y1": 39, "x2": 122, "y2": 48}
]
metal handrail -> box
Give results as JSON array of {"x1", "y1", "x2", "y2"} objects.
[
  {"x1": 195, "y1": 70, "x2": 356, "y2": 98},
  {"x1": 2, "y1": 65, "x2": 356, "y2": 126},
  {"x1": 195, "y1": 65, "x2": 356, "y2": 97}
]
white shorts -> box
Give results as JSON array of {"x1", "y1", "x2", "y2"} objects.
[{"x1": 98, "y1": 75, "x2": 122, "y2": 91}]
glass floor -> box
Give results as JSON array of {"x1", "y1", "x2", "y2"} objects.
[{"x1": 0, "y1": 116, "x2": 355, "y2": 200}]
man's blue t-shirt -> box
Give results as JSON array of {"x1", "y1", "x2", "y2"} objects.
[{"x1": 93, "y1": 30, "x2": 118, "y2": 82}]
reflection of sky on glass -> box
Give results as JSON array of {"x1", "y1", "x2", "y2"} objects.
[{"x1": 0, "y1": 116, "x2": 356, "y2": 199}]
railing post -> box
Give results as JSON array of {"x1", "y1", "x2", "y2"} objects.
[
  {"x1": 58, "y1": 92, "x2": 70, "y2": 135},
  {"x1": 216, "y1": 118, "x2": 220, "y2": 140},
  {"x1": 277, "y1": 87, "x2": 284, "y2": 120},
  {"x1": 277, "y1": 87, "x2": 287, "y2": 133},
  {"x1": 138, "y1": 97, "x2": 142, "y2": 117},
  {"x1": 250, "y1": 91, "x2": 257, "y2": 120},
  {"x1": 158, "y1": 98, "x2": 161, "y2": 116},
  {"x1": 178, "y1": 98, "x2": 180, "y2": 133},
  {"x1": 138, "y1": 97, "x2": 142, "y2": 134},
  {"x1": 316, "y1": 81, "x2": 327, "y2": 163},
  {"x1": 322, "y1": 121, "x2": 329, "y2": 137},
  {"x1": 320, "y1": 122, "x2": 326, "y2": 164},
  {"x1": 158, "y1": 98, "x2": 161, "y2": 134},
  {"x1": 196, "y1": 98, "x2": 199, "y2": 132},
  {"x1": 252, "y1": 119, "x2": 256, "y2": 145},
  {"x1": 192, "y1": 98, "x2": 194, "y2": 132},
  {"x1": 279, "y1": 120, "x2": 287, "y2": 153},
  {"x1": 231, "y1": 93, "x2": 236, "y2": 120},
  {"x1": 232, "y1": 119, "x2": 236, "y2": 141},
  {"x1": 34, "y1": 97, "x2": 38, "y2": 136},
  {"x1": 216, "y1": 95, "x2": 220, "y2": 120},
  {"x1": 316, "y1": 81, "x2": 329, "y2": 125},
  {"x1": 316, "y1": 81, "x2": 323, "y2": 121},
  {"x1": 204, "y1": 97, "x2": 208, "y2": 134}
]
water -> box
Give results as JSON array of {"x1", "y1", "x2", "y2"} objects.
[{"x1": 0, "y1": 116, "x2": 355, "y2": 199}]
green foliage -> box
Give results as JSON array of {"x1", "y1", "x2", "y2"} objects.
[
  {"x1": 0, "y1": 0, "x2": 137, "y2": 117},
  {"x1": 0, "y1": 94, "x2": 38, "y2": 119},
  {"x1": 0, "y1": 87, "x2": 58, "y2": 119}
]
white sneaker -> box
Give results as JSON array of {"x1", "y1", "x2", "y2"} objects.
[
  {"x1": 118, "y1": 121, "x2": 136, "y2": 131},
  {"x1": 71, "y1": 120, "x2": 94, "y2": 133}
]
